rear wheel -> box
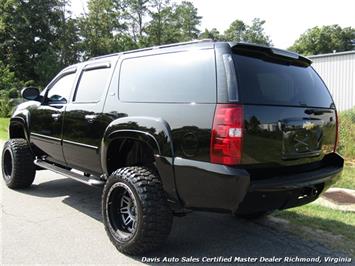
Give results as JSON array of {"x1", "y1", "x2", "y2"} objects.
[
  {"x1": 2, "y1": 139, "x2": 36, "y2": 189},
  {"x1": 102, "y1": 166, "x2": 172, "y2": 255}
]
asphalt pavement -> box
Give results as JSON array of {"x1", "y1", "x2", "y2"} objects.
[{"x1": 0, "y1": 154, "x2": 349, "y2": 265}]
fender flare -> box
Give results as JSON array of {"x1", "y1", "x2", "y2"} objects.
[
  {"x1": 9, "y1": 111, "x2": 30, "y2": 142},
  {"x1": 100, "y1": 116, "x2": 179, "y2": 202}
]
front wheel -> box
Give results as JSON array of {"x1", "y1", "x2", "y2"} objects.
[
  {"x1": 2, "y1": 139, "x2": 36, "y2": 189},
  {"x1": 102, "y1": 166, "x2": 172, "y2": 255}
]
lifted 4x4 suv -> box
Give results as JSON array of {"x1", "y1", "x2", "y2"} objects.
[{"x1": 2, "y1": 41, "x2": 343, "y2": 255}]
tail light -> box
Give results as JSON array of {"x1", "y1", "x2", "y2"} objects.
[
  {"x1": 334, "y1": 109, "x2": 339, "y2": 152},
  {"x1": 210, "y1": 104, "x2": 243, "y2": 165}
]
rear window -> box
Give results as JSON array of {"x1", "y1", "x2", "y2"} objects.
[
  {"x1": 233, "y1": 54, "x2": 334, "y2": 108},
  {"x1": 119, "y1": 49, "x2": 216, "y2": 103}
]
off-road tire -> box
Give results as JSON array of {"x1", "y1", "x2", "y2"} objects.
[
  {"x1": 2, "y1": 138, "x2": 36, "y2": 189},
  {"x1": 102, "y1": 166, "x2": 173, "y2": 255}
]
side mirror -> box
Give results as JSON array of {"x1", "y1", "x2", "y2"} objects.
[{"x1": 21, "y1": 87, "x2": 40, "y2": 101}]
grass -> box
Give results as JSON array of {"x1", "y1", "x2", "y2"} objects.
[
  {"x1": 338, "y1": 107, "x2": 355, "y2": 160},
  {"x1": 0, "y1": 117, "x2": 9, "y2": 140},
  {"x1": 273, "y1": 204, "x2": 355, "y2": 256},
  {"x1": 335, "y1": 165, "x2": 355, "y2": 189}
]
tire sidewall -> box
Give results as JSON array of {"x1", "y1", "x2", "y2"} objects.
[
  {"x1": 2, "y1": 141, "x2": 14, "y2": 186},
  {"x1": 1, "y1": 139, "x2": 35, "y2": 189},
  {"x1": 102, "y1": 174, "x2": 144, "y2": 250}
]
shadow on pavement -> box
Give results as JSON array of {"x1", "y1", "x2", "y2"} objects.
[
  {"x1": 18, "y1": 176, "x2": 348, "y2": 261},
  {"x1": 19, "y1": 177, "x2": 103, "y2": 221}
]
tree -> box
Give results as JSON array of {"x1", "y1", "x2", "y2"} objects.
[
  {"x1": 289, "y1": 25, "x2": 355, "y2": 55},
  {"x1": 57, "y1": 16, "x2": 81, "y2": 67},
  {"x1": 39, "y1": 3, "x2": 81, "y2": 84},
  {"x1": 223, "y1": 18, "x2": 271, "y2": 46},
  {"x1": 79, "y1": 0, "x2": 131, "y2": 58},
  {"x1": 223, "y1": 20, "x2": 246, "y2": 42},
  {"x1": 0, "y1": 61, "x2": 23, "y2": 117},
  {"x1": 243, "y1": 18, "x2": 271, "y2": 45},
  {"x1": 0, "y1": 0, "x2": 204, "y2": 91},
  {"x1": 131, "y1": 0, "x2": 202, "y2": 46},
  {"x1": 120, "y1": 0, "x2": 151, "y2": 46},
  {"x1": 146, "y1": 0, "x2": 181, "y2": 45},
  {"x1": 199, "y1": 28, "x2": 222, "y2": 41},
  {"x1": 174, "y1": 1, "x2": 201, "y2": 41},
  {"x1": 0, "y1": 0, "x2": 78, "y2": 86},
  {"x1": 0, "y1": 61, "x2": 19, "y2": 92}
]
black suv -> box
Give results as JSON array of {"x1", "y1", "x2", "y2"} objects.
[{"x1": 2, "y1": 41, "x2": 343, "y2": 255}]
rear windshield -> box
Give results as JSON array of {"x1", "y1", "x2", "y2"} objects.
[{"x1": 233, "y1": 54, "x2": 334, "y2": 108}]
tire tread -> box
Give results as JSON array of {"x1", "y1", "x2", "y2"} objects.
[
  {"x1": 2, "y1": 138, "x2": 36, "y2": 189},
  {"x1": 102, "y1": 166, "x2": 172, "y2": 255}
]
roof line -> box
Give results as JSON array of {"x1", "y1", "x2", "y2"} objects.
[{"x1": 88, "y1": 39, "x2": 214, "y2": 61}]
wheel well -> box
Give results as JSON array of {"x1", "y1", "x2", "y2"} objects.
[
  {"x1": 9, "y1": 123, "x2": 26, "y2": 139},
  {"x1": 106, "y1": 138, "x2": 156, "y2": 175}
]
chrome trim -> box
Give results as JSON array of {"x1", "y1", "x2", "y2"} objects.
[
  {"x1": 30, "y1": 133, "x2": 61, "y2": 142},
  {"x1": 84, "y1": 114, "x2": 98, "y2": 121},
  {"x1": 63, "y1": 139, "x2": 98, "y2": 150}
]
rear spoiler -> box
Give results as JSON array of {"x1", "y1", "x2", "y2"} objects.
[{"x1": 230, "y1": 42, "x2": 312, "y2": 67}]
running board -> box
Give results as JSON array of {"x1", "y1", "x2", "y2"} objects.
[{"x1": 34, "y1": 159, "x2": 105, "y2": 187}]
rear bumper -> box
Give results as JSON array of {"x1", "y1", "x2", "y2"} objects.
[
  {"x1": 250, "y1": 153, "x2": 343, "y2": 192},
  {"x1": 174, "y1": 153, "x2": 343, "y2": 213},
  {"x1": 174, "y1": 158, "x2": 250, "y2": 212},
  {"x1": 237, "y1": 153, "x2": 343, "y2": 214}
]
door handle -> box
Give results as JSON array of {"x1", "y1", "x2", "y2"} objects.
[
  {"x1": 85, "y1": 114, "x2": 97, "y2": 122},
  {"x1": 51, "y1": 113, "x2": 61, "y2": 121}
]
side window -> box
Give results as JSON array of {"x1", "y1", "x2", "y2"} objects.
[
  {"x1": 74, "y1": 67, "x2": 111, "y2": 103},
  {"x1": 47, "y1": 73, "x2": 76, "y2": 104},
  {"x1": 119, "y1": 49, "x2": 216, "y2": 103}
]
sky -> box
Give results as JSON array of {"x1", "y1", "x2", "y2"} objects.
[{"x1": 71, "y1": 0, "x2": 355, "y2": 49}]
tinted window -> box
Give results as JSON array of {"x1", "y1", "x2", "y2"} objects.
[
  {"x1": 74, "y1": 67, "x2": 111, "y2": 103},
  {"x1": 119, "y1": 49, "x2": 216, "y2": 103},
  {"x1": 233, "y1": 54, "x2": 333, "y2": 108},
  {"x1": 47, "y1": 73, "x2": 76, "y2": 104}
]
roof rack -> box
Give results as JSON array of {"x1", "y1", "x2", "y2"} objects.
[
  {"x1": 87, "y1": 52, "x2": 121, "y2": 61},
  {"x1": 88, "y1": 39, "x2": 213, "y2": 61}
]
